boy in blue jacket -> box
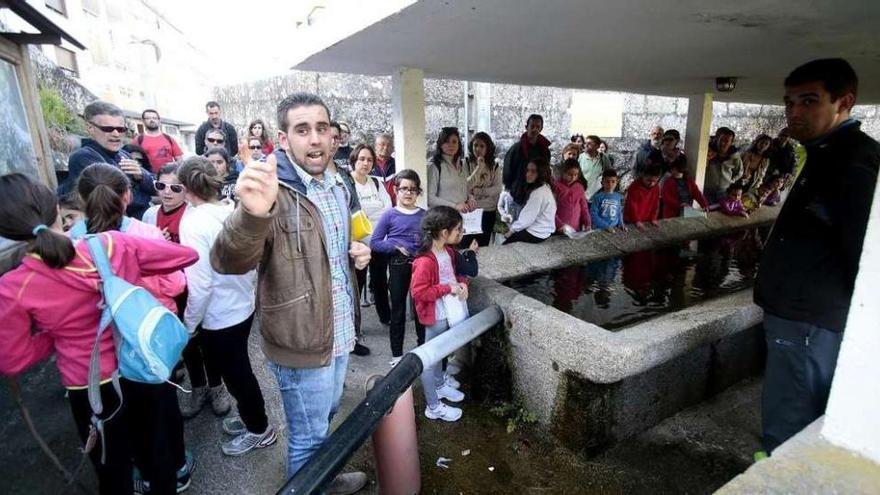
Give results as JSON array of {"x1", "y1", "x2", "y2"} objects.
[{"x1": 590, "y1": 169, "x2": 626, "y2": 232}]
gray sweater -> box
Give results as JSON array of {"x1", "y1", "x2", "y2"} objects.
[{"x1": 428, "y1": 156, "x2": 472, "y2": 208}]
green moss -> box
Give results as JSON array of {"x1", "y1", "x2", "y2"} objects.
[{"x1": 39, "y1": 85, "x2": 85, "y2": 135}]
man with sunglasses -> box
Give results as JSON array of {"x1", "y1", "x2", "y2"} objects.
[
  {"x1": 58, "y1": 101, "x2": 156, "y2": 219},
  {"x1": 195, "y1": 101, "x2": 239, "y2": 156}
]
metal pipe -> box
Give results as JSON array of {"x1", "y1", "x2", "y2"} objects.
[{"x1": 276, "y1": 305, "x2": 504, "y2": 495}]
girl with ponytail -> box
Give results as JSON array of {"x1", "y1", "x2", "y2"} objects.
[
  {"x1": 369, "y1": 169, "x2": 427, "y2": 366},
  {"x1": 0, "y1": 173, "x2": 198, "y2": 494},
  {"x1": 176, "y1": 156, "x2": 275, "y2": 455}
]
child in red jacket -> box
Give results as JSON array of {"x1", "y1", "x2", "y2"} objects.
[
  {"x1": 411, "y1": 206, "x2": 469, "y2": 422},
  {"x1": 623, "y1": 163, "x2": 662, "y2": 228},
  {"x1": 552, "y1": 158, "x2": 591, "y2": 234},
  {"x1": 661, "y1": 160, "x2": 709, "y2": 218}
]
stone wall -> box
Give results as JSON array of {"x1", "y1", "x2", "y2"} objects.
[{"x1": 215, "y1": 70, "x2": 880, "y2": 168}]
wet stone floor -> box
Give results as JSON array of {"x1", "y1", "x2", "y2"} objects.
[{"x1": 1, "y1": 304, "x2": 762, "y2": 494}]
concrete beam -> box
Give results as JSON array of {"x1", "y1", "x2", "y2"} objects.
[
  {"x1": 822, "y1": 171, "x2": 880, "y2": 463},
  {"x1": 684, "y1": 92, "x2": 713, "y2": 189},
  {"x1": 391, "y1": 66, "x2": 427, "y2": 208}
]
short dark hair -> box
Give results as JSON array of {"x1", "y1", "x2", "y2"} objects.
[
  {"x1": 158, "y1": 163, "x2": 180, "y2": 177},
  {"x1": 601, "y1": 168, "x2": 618, "y2": 179},
  {"x1": 329, "y1": 121, "x2": 342, "y2": 134},
  {"x1": 394, "y1": 168, "x2": 422, "y2": 190},
  {"x1": 526, "y1": 114, "x2": 543, "y2": 127},
  {"x1": 349, "y1": 143, "x2": 376, "y2": 167},
  {"x1": 586, "y1": 135, "x2": 601, "y2": 145},
  {"x1": 784, "y1": 58, "x2": 858, "y2": 102},
  {"x1": 276, "y1": 92, "x2": 331, "y2": 133},
  {"x1": 715, "y1": 127, "x2": 736, "y2": 138},
  {"x1": 662, "y1": 129, "x2": 681, "y2": 142},
  {"x1": 205, "y1": 101, "x2": 220, "y2": 110},
  {"x1": 141, "y1": 109, "x2": 159, "y2": 119},
  {"x1": 643, "y1": 164, "x2": 663, "y2": 177},
  {"x1": 83, "y1": 101, "x2": 123, "y2": 121},
  {"x1": 570, "y1": 133, "x2": 585, "y2": 143}
]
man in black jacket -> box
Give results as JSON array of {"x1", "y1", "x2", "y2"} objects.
[
  {"x1": 502, "y1": 114, "x2": 551, "y2": 204},
  {"x1": 195, "y1": 101, "x2": 239, "y2": 156},
  {"x1": 755, "y1": 58, "x2": 879, "y2": 454}
]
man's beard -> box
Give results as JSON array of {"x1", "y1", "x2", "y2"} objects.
[{"x1": 145, "y1": 122, "x2": 160, "y2": 131}]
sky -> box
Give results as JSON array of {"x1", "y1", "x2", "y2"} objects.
[{"x1": 147, "y1": 0, "x2": 416, "y2": 85}]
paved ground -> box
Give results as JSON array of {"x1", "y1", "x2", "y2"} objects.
[{"x1": 0, "y1": 303, "x2": 764, "y2": 494}]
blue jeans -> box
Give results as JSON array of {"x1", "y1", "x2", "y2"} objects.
[
  {"x1": 269, "y1": 353, "x2": 350, "y2": 478},
  {"x1": 761, "y1": 313, "x2": 842, "y2": 453},
  {"x1": 420, "y1": 319, "x2": 450, "y2": 408}
]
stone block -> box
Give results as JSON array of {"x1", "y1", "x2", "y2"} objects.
[
  {"x1": 713, "y1": 101, "x2": 729, "y2": 116},
  {"x1": 424, "y1": 78, "x2": 463, "y2": 105},
  {"x1": 623, "y1": 93, "x2": 647, "y2": 113},
  {"x1": 675, "y1": 97, "x2": 689, "y2": 115},
  {"x1": 645, "y1": 96, "x2": 678, "y2": 114},
  {"x1": 728, "y1": 102, "x2": 763, "y2": 117}
]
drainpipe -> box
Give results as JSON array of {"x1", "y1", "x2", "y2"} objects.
[{"x1": 276, "y1": 305, "x2": 505, "y2": 495}]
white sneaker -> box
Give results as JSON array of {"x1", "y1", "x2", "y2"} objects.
[
  {"x1": 425, "y1": 403, "x2": 462, "y2": 422},
  {"x1": 436, "y1": 383, "x2": 464, "y2": 402},
  {"x1": 389, "y1": 356, "x2": 402, "y2": 367},
  {"x1": 444, "y1": 373, "x2": 460, "y2": 389}
]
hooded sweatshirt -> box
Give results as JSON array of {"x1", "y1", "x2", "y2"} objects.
[
  {"x1": 623, "y1": 179, "x2": 660, "y2": 224},
  {"x1": 179, "y1": 201, "x2": 257, "y2": 332},
  {"x1": 552, "y1": 178, "x2": 590, "y2": 231},
  {"x1": 0, "y1": 232, "x2": 198, "y2": 387}
]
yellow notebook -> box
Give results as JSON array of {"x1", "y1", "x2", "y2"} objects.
[{"x1": 351, "y1": 210, "x2": 373, "y2": 241}]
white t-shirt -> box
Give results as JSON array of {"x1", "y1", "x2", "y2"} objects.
[
  {"x1": 354, "y1": 175, "x2": 392, "y2": 245},
  {"x1": 434, "y1": 249, "x2": 456, "y2": 321}
]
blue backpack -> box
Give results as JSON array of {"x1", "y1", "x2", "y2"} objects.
[{"x1": 81, "y1": 233, "x2": 190, "y2": 462}]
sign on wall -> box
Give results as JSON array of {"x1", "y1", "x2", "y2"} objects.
[{"x1": 569, "y1": 90, "x2": 623, "y2": 138}]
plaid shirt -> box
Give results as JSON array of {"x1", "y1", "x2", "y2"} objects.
[{"x1": 294, "y1": 165, "x2": 356, "y2": 356}]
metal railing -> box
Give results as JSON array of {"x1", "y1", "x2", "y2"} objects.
[{"x1": 276, "y1": 305, "x2": 504, "y2": 494}]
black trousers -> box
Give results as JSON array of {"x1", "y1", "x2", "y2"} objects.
[
  {"x1": 761, "y1": 313, "x2": 842, "y2": 454},
  {"x1": 503, "y1": 229, "x2": 545, "y2": 245},
  {"x1": 388, "y1": 253, "x2": 425, "y2": 357},
  {"x1": 370, "y1": 252, "x2": 391, "y2": 323},
  {"x1": 177, "y1": 289, "x2": 222, "y2": 389},
  {"x1": 198, "y1": 313, "x2": 268, "y2": 434},
  {"x1": 69, "y1": 380, "x2": 183, "y2": 495}
]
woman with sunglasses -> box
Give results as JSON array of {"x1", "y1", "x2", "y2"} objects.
[
  {"x1": 370, "y1": 169, "x2": 427, "y2": 367},
  {"x1": 247, "y1": 118, "x2": 274, "y2": 156}
]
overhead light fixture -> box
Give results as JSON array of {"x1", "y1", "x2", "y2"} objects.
[{"x1": 716, "y1": 77, "x2": 737, "y2": 92}]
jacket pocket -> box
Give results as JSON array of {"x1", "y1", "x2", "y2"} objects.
[
  {"x1": 259, "y1": 291, "x2": 328, "y2": 352},
  {"x1": 278, "y1": 215, "x2": 316, "y2": 261}
]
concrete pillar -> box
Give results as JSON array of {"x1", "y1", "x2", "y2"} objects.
[
  {"x1": 391, "y1": 67, "x2": 427, "y2": 208},
  {"x1": 684, "y1": 93, "x2": 713, "y2": 189},
  {"x1": 821, "y1": 179, "x2": 880, "y2": 463},
  {"x1": 474, "y1": 82, "x2": 492, "y2": 134}
]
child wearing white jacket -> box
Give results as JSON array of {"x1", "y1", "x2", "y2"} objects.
[
  {"x1": 177, "y1": 157, "x2": 276, "y2": 458},
  {"x1": 503, "y1": 157, "x2": 557, "y2": 244}
]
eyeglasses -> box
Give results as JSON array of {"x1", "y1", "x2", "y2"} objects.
[
  {"x1": 249, "y1": 145, "x2": 262, "y2": 150},
  {"x1": 206, "y1": 137, "x2": 225, "y2": 144},
  {"x1": 154, "y1": 181, "x2": 185, "y2": 193},
  {"x1": 89, "y1": 122, "x2": 127, "y2": 134},
  {"x1": 396, "y1": 187, "x2": 421, "y2": 194}
]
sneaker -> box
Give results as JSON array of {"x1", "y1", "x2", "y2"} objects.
[
  {"x1": 424, "y1": 403, "x2": 462, "y2": 422},
  {"x1": 209, "y1": 384, "x2": 231, "y2": 416},
  {"x1": 350, "y1": 343, "x2": 371, "y2": 356},
  {"x1": 327, "y1": 471, "x2": 368, "y2": 495},
  {"x1": 133, "y1": 450, "x2": 195, "y2": 494},
  {"x1": 222, "y1": 416, "x2": 248, "y2": 436},
  {"x1": 221, "y1": 426, "x2": 277, "y2": 456},
  {"x1": 389, "y1": 356, "x2": 402, "y2": 367},
  {"x1": 179, "y1": 387, "x2": 207, "y2": 419},
  {"x1": 444, "y1": 373, "x2": 460, "y2": 389},
  {"x1": 436, "y1": 383, "x2": 464, "y2": 403}
]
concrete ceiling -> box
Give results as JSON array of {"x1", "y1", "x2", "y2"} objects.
[{"x1": 294, "y1": 0, "x2": 880, "y2": 104}]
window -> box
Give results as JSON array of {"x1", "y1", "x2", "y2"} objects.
[
  {"x1": 0, "y1": 59, "x2": 39, "y2": 177},
  {"x1": 45, "y1": 0, "x2": 67, "y2": 16},
  {"x1": 162, "y1": 125, "x2": 180, "y2": 136},
  {"x1": 54, "y1": 46, "x2": 79, "y2": 77},
  {"x1": 82, "y1": 0, "x2": 102, "y2": 15}
]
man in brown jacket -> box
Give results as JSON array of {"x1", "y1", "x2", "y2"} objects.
[{"x1": 211, "y1": 92, "x2": 371, "y2": 494}]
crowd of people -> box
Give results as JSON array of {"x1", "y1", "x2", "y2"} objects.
[{"x1": 0, "y1": 57, "x2": 876, "y2": 495}]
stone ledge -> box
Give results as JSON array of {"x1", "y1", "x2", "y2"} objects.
[
  {"x1": 718, "y1": 418, "x2": 880, "y2": 494},
  {"x1": 477, "y1": 206, "x2": 780, "y2": 282}
]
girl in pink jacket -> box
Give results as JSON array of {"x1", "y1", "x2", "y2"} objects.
[
  {"x1": 552, "y1": 158, "x2": 591, "y2": 233},
  {"x1": 0, "y1": 173, "x2": 198, "y2": 495}
]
